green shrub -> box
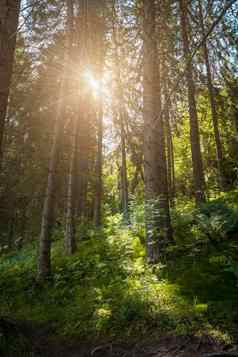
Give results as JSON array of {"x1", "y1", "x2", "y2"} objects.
[{"x1": 1, "y1": 193, "x2": 238, "y2": 342}]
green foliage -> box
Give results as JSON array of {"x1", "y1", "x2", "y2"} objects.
[
  {"x1": 129, "y1": 198, "x2": 146, "y2": 244},
  {"x1": 197, "y1": 199, "x2": 238, "y2": 240},
  {"x1": 225, "y1": 261, "x2": 238, "y2": 287},
  {"x1": 168, "y1": 192, "x2": 238, "y2": 338},
  {"x1": 1, "y1": 192, "x2": 238, "y2": 343},
  {"x1": 0, "y1": 217, "x2": 206, "y2": 342}
]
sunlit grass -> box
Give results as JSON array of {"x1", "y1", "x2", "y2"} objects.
[{"x1": 1, "y1": 194, "x2": 238, "y2": 342}]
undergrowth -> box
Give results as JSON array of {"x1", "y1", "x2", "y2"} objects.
[{"x1": 0, "y1": 191, "x2": 238, "y2": 343}]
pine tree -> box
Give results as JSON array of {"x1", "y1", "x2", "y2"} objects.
[
  {"x1": 179, "y1": 0, "x2": 206, "y2": 204},
  {"x1": 143, "y1": 0, "x2": 172, "y2": 262},
  {"x1": 38, "y1": 0, "x2": 74, "y2": 279},
  {"x1": 0, "y1": 0, "x2": 21, "y2": 168}
]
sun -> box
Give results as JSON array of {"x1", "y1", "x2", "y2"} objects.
[{"x1": 83, "y1": 69, "x2": 101, "y2": 97}]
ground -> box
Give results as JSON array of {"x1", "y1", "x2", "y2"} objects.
[
  {"x1": 1, "y1": 318, "x2": 238, "y2": 357},
  {"x1": 1, "y1": 194, "x2": 238, "y2": 356}
]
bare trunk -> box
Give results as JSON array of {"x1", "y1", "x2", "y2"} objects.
[
  {"x1": 93, "y1": 15, "x2": 105, "y2": 227},
  {"x1": 170, "y1": 129, "x2": 176, "y2": 203},
  {"x1": 76, "y1": 106, "x2": 90, "y2": 221},
  {"x1": 179, "y1": 0, "x2": 205, "y2": 205},
  {"x1": 112, "y1": 1, "x2": 129, "y2": 223},
  {"x1": 38, "y1": 0, "x2": 74, "y2": 280},
  {"x1": 94, "y1": 97, "x2": 103, "y2": 227},
  {"x1": 38, "y1": 126, "x2": 61, "y2": 279},
  {"x1": 0, "y1": 0, "x2": 21, "y2": 168},
  {"x1": 165, "y1": 108, "x2": 175, "y2": 204},
  {"x1": 143, "y1": 0, "x2": 172, "y2": 263},
  {"x1": 198, "y1": 0, "x2": 226, "y2": 191},
  {"x1": 120, "y1": 114, "x2": 129, "y2": 222},
  {"x1": 163, "y1": 78, "x2": 175, "y2": 204},
  {"x1": 160, "y1": 1, "x2": 175, "y2": 206},
  {"x1": 65, "y1": 116, "x2": 78, "y2": 254}
]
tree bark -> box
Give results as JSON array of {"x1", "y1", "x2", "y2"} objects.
[
  {"x1": 120, "y1": 111, "x2": 129, "y2": 222},
  {"x1": 38, "y1": 0, "x2": 74, "y2": 280},
  {"x1": 94, "y1": 96, "x2": 103, "y2": 227},
  {"x1": 198, "y1": 0, "x2": 226, "y2": 191},
  {"x1": 65, "y1": 114, "x2": 78, "y2": 254},
  {"x1": 143, "y1": 0, "x2": 172, "y2": 263},
  {"x1": 165, "y1": 103, "x2": 175, "y2": 205},
  {"x1": 179, "y1": 0, "x2": 206, "y2": 204},
  {"x1": 0, "y1": 0, "x2": 21, "y2": 168},
  {"x1": 93, "y1": 10, "x2": 105, "y2": 228},
  {"x1": 112, "y1": 1, "x2": 129, "y2": 222}
]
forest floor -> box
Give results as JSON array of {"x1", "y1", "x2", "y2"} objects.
[
  {"x1": 1, "y1": 317, "x2": 238, "y2": 357},
  {"x1": 1, "y1": 192, "x2": 238, "y2": 356}
]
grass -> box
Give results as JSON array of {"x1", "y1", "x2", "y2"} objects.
[{"x1": 0, "y1": 192, "x2": 238, "y2": 344}]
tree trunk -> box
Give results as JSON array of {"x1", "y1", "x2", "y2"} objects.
[
  {"x1": 163, "y1": 77, "x2": 176, "y2": 205},
  {"x1": 112, "y1": 1, "x2": 129, "y2": 223},
  {"x1": 93, "y1": 14, "x2": 105, "y2": 228},
  {"x1": 160, "y1": 1, "x2": 175, "y2": 206},
  {"x1": 37, "y1": 0, "x2": 74, "y2": 280},
  {"x1": 65, "y1": 115, "x2": 78, "y2": 254},
  {"x1": 198, "y1": 0, "x2": 226, "y2": 191},
  {"x1": 143, "y1": 0, "x2": 172, "y2": 263},
  {"x1": 94, "y1": 96, "x2": 103, "y2": 227},
  {"x1": 0, "y1": 0, "x2": 21, "y2": 168},
  {"x1": 76, "y1": 105, "x2": 90, "y2": 221},
  {"x1": 120, "y1": 112, "x2": 129, "y2": 222},
  {"x1": 179, "y1": 0, "x2": 206, "y2": 204},
  {"x1": 165, "y1": 106, "x2": 175, "y2": 205}
]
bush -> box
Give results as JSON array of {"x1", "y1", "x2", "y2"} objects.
[{"x1": 1, "y1": 193, "x2": 238, "y2": 342}]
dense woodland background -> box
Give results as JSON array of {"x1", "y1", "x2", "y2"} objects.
[{"x1": 0, "y1": 0, "x2": 238, "y2": 354}]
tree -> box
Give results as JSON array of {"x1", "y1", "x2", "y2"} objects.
[
  {"x1": 93, "y1": 2, "x2": 106, "y2": 228},
  {"x1": 179, "y1": 0, "x2": 206, "y2": 204},
  {"x1": 0, "y1": 0, "x2": 21, "y2": 168},
  {"x1": 38, "y1": 0, "x2": 74, "y2": 279},
  {"x1": 198, "y1": 0, "x2": 226, "y2": 191},
  {"x1": 143, "y1": 0, "x2": 172, "y2": 263},
  {"x1": 112, "y1": 0, "x2": 129, "y2": 222}
]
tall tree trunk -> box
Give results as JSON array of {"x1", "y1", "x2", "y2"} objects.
[
  {"x1": 76, "y1": 102, "x2": 90, "y2": 221},
  {"x1": 170, "y1": 128, "x2": 176, "y2": 203},
  {"x1": 160, "y1": 1, "x2": 175, "y2": 205},
  {"x1": 65, "y1": 114, "x2": 78, "y2": 254},
  {"x1": 38, "y1": 0, "x2": 74, "y2": 280},
  {"x1": 64, "y1": 0, "x2": 93, "y2": 252},
  {"x1": 165, "y1": 105, "x2": 175, "y2": 204},
  {"x1": 112, "y1": 0, "x2": 129, "y2": 222},
  {"x1": 120, "y1": 111, "x2": 129, "y2": 222},
  {"x1": 179, "y1": 0, "x2": 206, "y2": 204},
  {"x1": 163, "y1": 74, "x2": 176, "y2": 205},
  {"x1": 94, "y1": 96, "x2": 103, "y2": 227},
  {"x1": 143, "y1": 0, "x2": 172, "y2": 263},
  {"x1": 198, "y1": 0, "x2": 226, "y2": 191},
  {"x1": 0, "y1": 0, "x2": 21, "y2": 168},
  {"x1": 93, "y1": 11, "x2": 105, "y2": 228}
]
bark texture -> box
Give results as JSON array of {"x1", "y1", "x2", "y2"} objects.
[
  {"x1": 0, "y1": 0, "x2": 21, "y2": 167},
  {"x1": 179, "y1": 0, "x2": 205, "y2": 204},
  {"x1": 93, "y1": 8, "x2": 105, "y2": 228},
  {"x1": 143, "y1": 0, "x2": 172, "y2": 263},
  {"x1": 112, "y1": 1, "x2": 129, "y2": 222},
  {"x1": 198, "y1": 0, "x2": 226, "y2": 191},
  {"x1": 38, "y1": 0, "x2": 74, "y2": 280},
  {"x1": 94, "y1": 97, "x2": 103, "y2": 227},
  {"x1": 120, "y1": 112, "x2": 129, "y2": 222},
  {"x1": 65, "y1": 115, "x2": 78, "y2": 254}
]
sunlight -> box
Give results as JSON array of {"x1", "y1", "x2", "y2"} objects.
[{"x1": 83, "y1": 69, "x2": 101, "y2": 97}]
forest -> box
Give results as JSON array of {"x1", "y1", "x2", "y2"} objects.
[{"x1": 0, "y1": 0, "x2": 238, "y2": 356}]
